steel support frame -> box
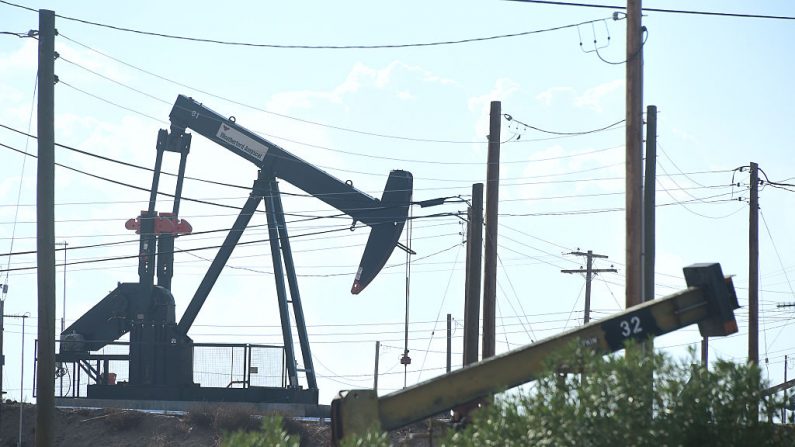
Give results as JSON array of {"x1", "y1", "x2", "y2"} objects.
[
  {"x1": 177, "y1": 177, "x2": 265, "y2": 332},
  {"x1": 267, "y1": 180, "x2": 318, "y2": 390},
  {"x1": 177, "y1": 171, "x2": 317, "y2": 391}
]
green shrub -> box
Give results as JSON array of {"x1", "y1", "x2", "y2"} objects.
[
  {"x1": 339, "y1": 426, "x2": 390, "y2": 447},
  {"x1": 441, "y1": 344, "x2": 793, "y2": 447},
  {"x1": 222, "y1": 416, "x2": 300, "y2": 447}
]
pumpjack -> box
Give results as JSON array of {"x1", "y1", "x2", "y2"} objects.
[{"x1": 57, "y1": 95, "x2": 413, "y2": 403}]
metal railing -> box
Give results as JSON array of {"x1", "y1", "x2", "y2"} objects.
[{"x1": 34, "y1": 340, "x2": 286, "y2": 398}]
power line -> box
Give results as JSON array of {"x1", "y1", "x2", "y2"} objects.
[
  {"x1": 504, "y1": 113, "x2": 625, "y2": 136},
  {"x1": 0, "y1": 138, "x2": 434, "y2": 215},
  {"x1": 1, "y1": 123, "x2": 732, "y2": 189},
  {"x1": 3, "y1": 235, "x2": 467, "y2": 279},
  {"x1": 57, "y1": 35, "x2": 627, "y2": 149},
  {"x1": 58, "y1": 34, "x2": 489, "y2": 145},
  {"x1": 0, "y1": 30, "x2": 36, "y2": 38},
  {"x1": 0, "y1": 225, "x2": 362, "y2": 273},
  {"x1": 499, "y1": 192, "x2": 743, "y2": 218},
  {"x1": 0, "y1": 140, "x2": 262, "y2": 212},
  {"x1": 59, "y1": 55, "x2": 171, "y2": 105},
  {"x1": 507, "y1": 0, "x2": 795, "y2": 21},
  {"x1": 54, "y1": 61, "x2": 626, "y2": 166},
  {"x1": 0, "y1": 214, "x2": 461, "y2": 264},
  {"x1": 6, "y1": 130, "x2": 739, "y2": 220},
  {"x1": 656, "y1": 164, "x2": 747, "y2": 220},
  {"x1": 0, "y1": 1, "x2": 612, "y2": 48},
  {"x1": 2, "y1": 68, "x2": 37, "y2": 302},
  {"x1": 60, "y1": 79, "x2": 166, "y2": 123},
  {"x1": 760, "y1": 210, "x2": 795, "y2": 303}
]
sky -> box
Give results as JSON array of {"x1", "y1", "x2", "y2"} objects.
[{"x1": 1, "y1": 0, "x2": 794, "y2": 410}]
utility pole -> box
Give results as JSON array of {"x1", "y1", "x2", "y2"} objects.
[
  {"x1": 0, "y1": 290, "x2": 5, "y2": 390},
  {"x1": 561, "y1": 251, "x2": 617, "y2": 324},
  {"x1": 59, "y1": 241, "x2": 67, "y2": 333},
  {"x1": 482, "y1": 101, "x2": 501, "y2": 360},
  {"x1": 446, "y1": 314, "x2": 452, "y2": 373},
  {"x1": 36, "y1": 9, "x2": 56, "y2": 447},
  {"x1": 701, "y1": 337, "x2": 708, "y2": 366},
  {"x1": 643, "y1": 105, "x2": 656, "y2": 305},
  {"x1": 58, "y1": 241, "x2": 67, "y2": 395},
  {"x1": 643, "y1": 105, "x2": 657, "y2": 357},
  {"x1": 625, "y1": 0, "x2": 644, "y2": 309},
  {"x1": 463, "y1": 183, "x2": 483, "y2": 366},
  {"x1": 749, "y1": 162, "x2": 759, "y2": 365},
  {"x1": 0, "y1": 289, "x2": 5, "y2": 428},
  {"x1": 8, "y1": 313, "x2": 30, "y2": 447},
  {"x1": 784, "y1": 355, "x2": 788, "y2": 422},
  {"x1": 373, "y1": 341, "x2": 380, "y2": 392}
]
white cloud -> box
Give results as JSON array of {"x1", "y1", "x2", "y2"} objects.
[
  {"x1": 468, "y1": 78, "x2": 521, "y2": 139},
  {"x1": 55, "y1": 40, "x2": 132, "y2": 84},
  {"x1": 535, "y1": 86, "x2": 576, "y2": 106},
  {"x1": 574, "y1": 79, "x2": 624, "y2": 113},
  {"x1": 267, "y1": 61, "x2": 454, "y2": 113},
  {"x1": 0, "y1": 39, "x2": 37, "y2": 74},
  {"x1": 396, "y1": 90, "x2": 416, "y2": 101}
]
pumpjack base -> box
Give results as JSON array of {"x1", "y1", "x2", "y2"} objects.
[
  {"x1": 84, "y1": 384, "x2": 318, "y2": 405},
  {"x1": 56, "y1": 397, "x2": 330, "y2": 418}
]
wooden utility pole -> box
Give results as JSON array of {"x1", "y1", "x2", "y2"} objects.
[
  {"x1": 784, "y1": 355, "x2": 788, "y2": 422},
  {"x1": 561, "y1": 251, "x2": 617, "y2": 324},
  {"x1": 446, "y1": 314, "x2": 452, "y2": 373},
  {"x1": 36, "y1": 9, "x2": 57, "y2": 447},
  {"x1": 0, "y1": 295, "x2": 4, "y2": 428},
  {"x1": 482, "y1": 102, "x2": 501, "y2": 360},
  {"x1": 0, "y1": 296, "x2": 4, "y2": 387},
  {"x1": 643, "y1": 105, "x2": 656, "y2": 304},
  {"x1": 625, "y1": 0, "x2": 644, "y2": 309},
  {"x1": 701, "y1": 337, "x2": 708, "y2": 366},
  {"x1": 463, "y1": 183, "x2": 483, "y2": 366},
  {"x1": 749, "y1": 162, "x2": 759, "y2": 365},
  {"x1": 373, "y1": 341, "x2": 380, "y2": 392}
]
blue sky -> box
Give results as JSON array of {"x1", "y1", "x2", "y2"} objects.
[{"x1": 1, "y1": 1, "x2": 794, "y2": 408}]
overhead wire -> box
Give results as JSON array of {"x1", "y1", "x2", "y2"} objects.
[
  {"x1": 416, "y1": 244, "x2": 462, "y2": 382},
  {"x1": 497, "y1": 253, "x2": 538, "y2": 341},
  {"x1": 656, "y1": 162, "x2": 747, "y2": 219},
  {"x1": 759, "y1": 210, "x2": 795, "y2": 351},
  {"x1": 562, "y1": 281, "x2": 586, "y2": 331},
  {"x1": 0, "y1": 137, "x2": 441, "y2": 221},
  {"x1": 592, "y1": 24, "x2": 647, "y2": 65},
  {"x1": 51, "y1": 73, "x2": 628, "y2": 172},
  {"x1": 1, "y1": 73, "x2": 37, "y2": 301},
  {"x1": 0, "y1": 0, "x2": 614, "y2": 50},
  {"x1": 59, "y1": 55, "x2": 171, "y2": 105},
  {"x1": 56, "y1": 34, "x2": 486, "y2": 145},
  {"x1": 506, "y1": 0, "x2": 795, "y2": 21},
  {"x1": 0, "y1": 225, "x2": 355, "y2": 273},
  {"x1": 60, "y1": 79, "x2": 167, "y2": 124},
  {"x1": 658, "y1": 143, "x2": 710, "y2": 188},
  {"x1": 55, "y1": 33, "x2": 624, "y2": 147},
  {"x1": 0, "y1": 218, "x2": 461, "y2": 264},
  {"x1": 504, "y1": 113, "x2": 624, "y2": 136},
  {"x1": 1, "y1": 122, "x2": 733, "y2": 195}
]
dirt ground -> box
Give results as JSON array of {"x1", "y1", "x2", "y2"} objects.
[
  {"x1": 0, "y1": 402, "x2": 329, "y2": 447},
  {"x1": 0, "y1": 402, "x2": 442, "y2": 447}
]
